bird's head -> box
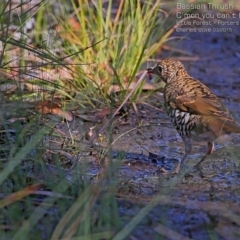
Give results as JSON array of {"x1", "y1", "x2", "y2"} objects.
[{"x1": 147, "y1": 59, "x2": 186, "y2": 83}]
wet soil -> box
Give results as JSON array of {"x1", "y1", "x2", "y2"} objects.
[
  {"x1": 9, "y1": 15, "x2": 239, "y2": 240},
  {"x1": 2, "y1": 5, "x2": 240, "y2": 239},
  {"x1": 52, "y1": 18, "x2": 240, "y2": 238},
  {"x1": 93, "y1": 16, "x2": 240, "y2": 239}
]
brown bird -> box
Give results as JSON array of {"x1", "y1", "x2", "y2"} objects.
[{"x1": 147, "y1": 59, "x2": 240, "y2": 174}]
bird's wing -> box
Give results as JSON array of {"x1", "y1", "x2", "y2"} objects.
[
  {"x1": 170, "y1": 95, "x2": 240, "y2": 133},
  {"x1": 173, "y1": 95, "x2": 228, "y2": 116}
]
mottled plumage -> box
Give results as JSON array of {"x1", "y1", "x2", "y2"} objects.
[{"x1": 147, "y1": 59, "x2": 240, "y2": 173}]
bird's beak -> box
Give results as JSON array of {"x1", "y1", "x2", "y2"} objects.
[
  {"x1": 147, "y1": 65, "x2": 163, "y2": 81},
  {"x1": 147, "y1": 67, "x2": 154, "y2": 74},
  {"x1": 147, "y1": 66, "x2": 160, "y2": 76}
]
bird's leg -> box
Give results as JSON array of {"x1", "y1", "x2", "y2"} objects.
[
  {"x1": 195, "y1": 142, "x2": 214, "y2": 169},
  {"x1": 174, "y1": 135, "x2": 192, "y2": 174},
  {"x1": 158, "y1": 135, "x2": 191, "y2": 174}
]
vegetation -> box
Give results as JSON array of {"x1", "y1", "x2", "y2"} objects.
[
  {"x1": 0, "y1": 0, "x2": 176, "y2": 239},
  {"x1": 3, "y1": 0, "x2": 238, "y2": 239}
]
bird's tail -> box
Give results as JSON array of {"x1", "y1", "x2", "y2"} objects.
[{"x1": 208, "y1": 117, "x2": 240, "y2": 137}]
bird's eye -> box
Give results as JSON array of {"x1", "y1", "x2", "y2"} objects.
[{"x1": 158, "y1": 65, "x2": 163, "y2": 72}]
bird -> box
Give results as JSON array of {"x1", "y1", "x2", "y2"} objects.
[{"x1": 147, "y1": 58, "x2": 240, "y2": 174}]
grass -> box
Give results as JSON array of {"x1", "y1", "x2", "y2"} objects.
[
  {"x1": 1, "y1": 0, "x2": 240, "y2": 239},
  {"x1": 0, "y1": 0, "x2": 191, "y2": 239},
  {"x1": 0, "y1": 0, "x2": 170, "y2": 105}
]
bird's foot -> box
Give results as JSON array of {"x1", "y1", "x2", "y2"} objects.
[
  {"x1": 158, "y1": 162, "x2": 189, "y2": 175},
  {"x1": 157, "y1": 167, "x2": 178, "y2": 175},
  {"x1": 183, "y1": 164, "x2": 205, "y2": 178},
  {"x1": 157, "y1": 163, "x2": 204, "y2": 177},
  {"x1": 193, "y1": 163, "x2": 202, "y2": 171}
]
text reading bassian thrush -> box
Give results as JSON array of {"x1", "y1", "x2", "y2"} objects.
[{"x1": 177, "y1": 3, "x2": 233, "y2": 10}]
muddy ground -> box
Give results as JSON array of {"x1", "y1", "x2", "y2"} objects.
[
  {"x1": 114, "y1": 19, "x2": 240, "y2": 240},
  {"x1": 56, "y1": 16, "x2": 240, "y2": 240},
  {"x1": 1, "y1": 4, "x2": 240, "y2": 239}
]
